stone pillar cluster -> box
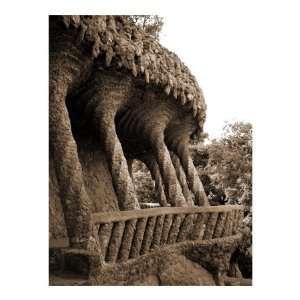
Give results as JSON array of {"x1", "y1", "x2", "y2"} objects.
[{"x1": 49, "y1": 15, "x2": 209, "y2": 251}]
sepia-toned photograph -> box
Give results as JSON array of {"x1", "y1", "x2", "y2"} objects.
[
  {"x1": 49, "y1": 15, "x2": 252, "y2": 286},
  {"x1": 1, "y1": 0, "x2": 299, "y2": 297}
]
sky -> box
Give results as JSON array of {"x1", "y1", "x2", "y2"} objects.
[{"x1": 159, "y1": 11, "x2": 255, "y2": 139}]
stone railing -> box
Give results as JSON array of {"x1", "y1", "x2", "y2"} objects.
[{"x1": 92, "y1": 205, "x2": 243, "y2": 264}]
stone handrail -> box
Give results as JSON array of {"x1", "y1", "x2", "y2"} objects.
[{"x1": 92, "y1": 205, "x2": 243, "y2": 264}]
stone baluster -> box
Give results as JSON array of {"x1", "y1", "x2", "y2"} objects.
[
  {"x1": 203, "y1": 212, "x2": 219, "y2": 240},
  {"x1": 98, "y1": 223, "x2": 114, "y2": 259},
  {"x1": 118, "y1": 219, "x2": 137, "y2": 262},
  {"x1": 191, "y1": 213, "x2": 209, "y2": 240},
  {"x1": 105, "y1": 221, "x2": 125, "y2": 263},
  {"x1": 160, "y1": 214, "x2": 174, "y2": 245},
  {"x1": 213, "y1": 212, "x2": 227, "y2": 238},
  {"x1": 129, "y1": 218, "x2": 148, "y2": 258},
  {"x1": 140, "y1": 216, "x2": 157, "y2": 255},
  {"x1": 150, "y1": 215, "x2": 165, "y2": 249}
]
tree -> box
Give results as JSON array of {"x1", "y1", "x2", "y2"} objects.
[
  {"x1": 128, "y1": 15, "x2": 164, "y2": 40},
  {"x1": 205, "y1": 121, "x2": 252, "y2": 213},
  {"x1": 200, "y1": 121, "x2": 252, "y2": 278}
]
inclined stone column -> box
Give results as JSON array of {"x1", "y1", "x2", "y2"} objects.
[
  {"x1": 168, "y1": 136, "x2": 209, "y2": 206},
  {"x1": 170, "y1": 152, "x2": 194, "y2": 206},
  {"x1": 91, "y1": 73, "x2": 140, "y2": 210},
  {"x1": 141, "y1": 155, "x2": 169, "y2": 207},
  {"x1": 49, "y1": 49, "x2": 94, "y2": 249}
]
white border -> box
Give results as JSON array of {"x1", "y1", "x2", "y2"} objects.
[{"x1": 1, "y1": 0, "x2": 300, "y2": 299}]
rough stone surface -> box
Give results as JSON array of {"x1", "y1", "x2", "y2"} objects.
[
  {"x1": 89, "y1": 245, "x2": 218, "y2": 286},
  {"x1": 49, "y1": 15, "x2": 243, "y2": 285},
  {"x1": 53, "y1": 15, "x2": 207, "y2": 135},
  {"x1": 158, "y1": 254, "x2": 215, "y2": 285},
  {"x1": 49, "y1": 140, "x2": 119, "y2": 239},
  {"x1": 78, "y1": 138, "x2": 119, "y2": 213},
  {"x1": 184, "y1": 236, "x2": 240, "y2": 277},
  {"x1": 50, "y1": 15, "x2": 208, "y2": 242},
  {"x1": 49, "y1": 159, "x2": 68, "y2": 240},
  {"x1": 50, "y1": 234, "x2": 242, "y2": 286}
]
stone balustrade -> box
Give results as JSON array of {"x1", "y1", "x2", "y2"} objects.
[{"x1": 92, "y1": 205, "x2": 243, "y2": 264}]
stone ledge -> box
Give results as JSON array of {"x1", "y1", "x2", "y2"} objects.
[
  {"x1": 224, "y1": 276, "x2": 252, "y2": 286},
  {"x1": 49, "y1": 248, "x2": 102, "y2": 277},
  {"x1": 49, "y1": 234, "x2": 242, "y2": 285},
  {"x1": 92, "y1": 205, "x2": 243, "y2": 224}
]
